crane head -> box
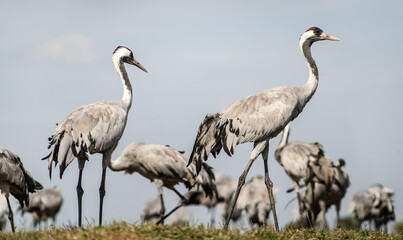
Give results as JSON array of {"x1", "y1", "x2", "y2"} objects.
[
  {"x1": 113, "y1": 46, "x2": 148, "y2": 73},
  {"x1": 300, "y1": 27, "x2": 340, "y2": 44}
]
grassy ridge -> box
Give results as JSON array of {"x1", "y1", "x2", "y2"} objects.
[{"x1": 0, "y1": 222, "x2": 402, "y2": 240}]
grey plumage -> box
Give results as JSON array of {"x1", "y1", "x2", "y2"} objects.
[
  {"x1": 349, "y1": 184, "x2": 395, "y2": 231},
  {"x1": 274, "y1": 123, "x2": 327, "y2": 217},
  {"x1": 21, "y1": 186, "x2": 63, "y2": 228},
  {"x1": 42, "y1": 46, "x2": 147, "y2": 227},
  {"x1": 0, "y1": 147, "x2": 43, "y2": 232},
  {"x1": 109, "y1": 142, "x2": 217, "y2": 224},
  {"x1": 299, "y1": 158, "x2": 350, "y2": 229},
  {"x1": 188, "y1": 27, "x2": 340, "y2": 230},
  {"x1": 275, "y1": 123, "x2": 325, "y2": 192}
]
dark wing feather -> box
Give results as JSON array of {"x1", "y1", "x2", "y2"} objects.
[
  {"x1": 188, "y1": 113, "x2": 221, "y2": 173},
  {"x1": 0, "y1": 147, "x2": 42, "y2": 207}
]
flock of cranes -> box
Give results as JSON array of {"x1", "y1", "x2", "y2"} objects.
[{"x1": 0, "y1": 27, "x2": 396, "y2": 232}]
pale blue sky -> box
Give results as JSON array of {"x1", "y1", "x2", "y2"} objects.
[{"x1": 0, "y1": 1, "x2": 402, "y2": 230}]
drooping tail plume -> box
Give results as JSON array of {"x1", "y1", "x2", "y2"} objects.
[
  {"x1": 42, "y1": 126, "x2": 93, "y2": 179},
  {"x1": 188, "y1": 113, "x2": 221, "y2": 174}
]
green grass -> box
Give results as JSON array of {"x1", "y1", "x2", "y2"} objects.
[{"x1": 0, "y1": 222, "x2": 402, "y2": 240}]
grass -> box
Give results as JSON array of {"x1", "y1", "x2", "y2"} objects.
[{"x1": 0, "y1": 222, "x2": 402, "y2": 240}]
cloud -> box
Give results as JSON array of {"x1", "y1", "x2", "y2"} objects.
[{"x1": 32, "y1": 33, "x2": 98, "y2": 64}]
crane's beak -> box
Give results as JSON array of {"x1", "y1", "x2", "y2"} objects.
[
  {"x1": 320, "y1": 32, "x2": 340, "y2": 41},
  {"x1": 131, "y1": 59, "x2": 148, "y2": 73}
]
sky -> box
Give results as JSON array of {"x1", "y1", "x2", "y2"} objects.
[{"x1": 0, "y1": 0, "x2": 402, "y2": 231}]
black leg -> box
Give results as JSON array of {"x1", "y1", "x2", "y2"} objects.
[
  {"x1": 76, "y1": 169, "x2": 84, "y2": 227},
  {"x1": 6, "y1": 196, "x2": 15, "y2": 233},
  {"x1": 99, "y1": 167, "x2": 107, "y2": 226}
]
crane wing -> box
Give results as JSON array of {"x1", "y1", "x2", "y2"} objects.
[
  {"x1": 0, "y1": 147, "x2": 43, "y2": 207},
  {"x1": 44, "y1": 101, "x2": 128, "y2": 178},
  {"x1": 189, "y1": 86, "x2": 305, "y2": 174},
  {"x1": 218, "y1": 86, "x2": 302, "y2": 155}
]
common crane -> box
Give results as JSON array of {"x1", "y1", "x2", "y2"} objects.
[
  {"x1": 43, "y1": 46, "x2": 147, "y2": 226},
  {"x1": 188, "y1": 27, "x2": 340, "y2": 230}
]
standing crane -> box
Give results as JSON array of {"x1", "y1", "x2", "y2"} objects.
[
  {"x1": 42, "y1": 46, "x2": 147, "y2": 227},
  {"x1": 188, "y1": 27, "x2": 340, "y2": 230},
  {"x1": 108, "y1": 142, "x2": 217, "y2": 224},
  {"x1": 0, "y1": 147, "x2": 43, "y2": 232},
  {"x1": 274, "y1": 123, "x2": 326, "y2": 214}
]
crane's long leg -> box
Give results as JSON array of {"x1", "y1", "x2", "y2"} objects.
[
  {"x1": 262, "y1": 143, "x2": 279, "y2": 231},
  {"x1": 293, "y1": 183, "x2": 303, "y2": 216},
  {"x1": 99, "y1": 152, "x2": 112, "y2": 226},
  {"x1": 309, "y1": 181, "x2": 315, "y2": 228},
  {"x1": 335, "y1": 202, "x2": 341, "y2": 228},
  {"x1": 77, "y1": 158, "x2": 86, "y2": 227},
  {"x1": 76, "y1": 169, "x2": 84, "y2": 227},
  {"x1": 155, "y1": 180, "x2": 165, "y2": 225},
  {"x1": 6, "y1": 196, "x2": 15, "y2": 233},
  {"x1": 156, "y1": 187, "x2": 187, "y2": 224},
  {"x1": 224, "y1": 140, "x2": 267, "y2": 229},
  {"x1": 99, "y1": 167, "x2": 107, "y2": 226},
  {"x1": 224, "y1": 158, "x2": 254, "y2": 229},
  {"x1": 316, "y1": 200, "x2": 327, "y2": 229}
]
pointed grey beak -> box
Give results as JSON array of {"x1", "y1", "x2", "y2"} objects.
[
  {"x1": 320, "y1": 32, "x2": 340, "y2": 41},
  {"x1": 131, "y1": 59, "x2": 148, "y2": 73}
]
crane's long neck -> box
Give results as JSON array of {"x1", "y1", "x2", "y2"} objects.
[
  {"x1": 277, "y1": 123, "x2": 290, "y2": 149},
  {"x1": 275, "y1": 123, "x2": 290, "y2": 163},
  {"x1": 114, "y1": 60, "x2": 133, "y2": 110},
  {"x1": 299, "y1": 39, "x2": 319, "y2": 104},
  {"x1": 108, "y1": 157, "x2": 126, "y2": 172}
]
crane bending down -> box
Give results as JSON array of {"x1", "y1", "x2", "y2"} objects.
[
  {"x1": 109, "y1": 142, "x2": 217, "y2": 224},
  {"x1": 274, "y1": 123, "x2": 326, "y2": 214},
  {"x1": 21, "y1": 186, "x2": 63, "y2": 228},
  {"x1": 42, "y1": 46, "x2": 147, "y2": 227},
  {"x1": 188, "y1": 27, "x2": 339, "y2": 230},
  {"x1": 0, "y1": 147, "x2": 43, "y2": 232}
]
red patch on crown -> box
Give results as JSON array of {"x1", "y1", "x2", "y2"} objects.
[
  {"x1": 306, "y1": 27, "x2": 323, "y2": 36},
  {"x1": 308, "y1": 27, "x2": 319, "y2": 31}
]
